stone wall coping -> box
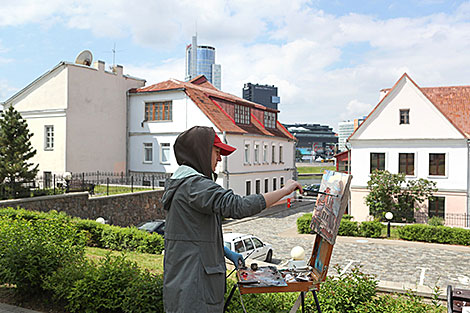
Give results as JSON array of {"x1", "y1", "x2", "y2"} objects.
[
  {"x1": 0, "y1": 192, "x2": 89, "y2": 206},
  {"x1": 91, "y1": 188, "x2": 164, "y2": 200}
]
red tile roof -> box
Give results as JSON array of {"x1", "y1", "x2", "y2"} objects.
[
  {"x1": 352, "y1": 73, "x2": 470, "y2": 139},
  {"x1": 132, "y1": 76, "x2": 295, "y2": 140}
]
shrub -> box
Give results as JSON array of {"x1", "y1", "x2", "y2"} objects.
[
  {"x1": 360, "y1": 220, "x2": 384, "y2": 238},
  {"x1": 338, "y1": 218, "x2": 360, "y2": 236},
  {"x1": 398, "y1": 224, "x2": 470, "y2": 246},
  {"x1": 0, "y1": 216, "x2": 86, "y2": 295},
  {"x1": 45, "y1": 254, "x2": 164, "y2": 313},
  {"x1": 297, "y1": 213, "x2": 313, "y2": 234},
  {"x1": 312, "y1": 266, "x2": 378, "y2": 312},
  {"x1": 428, "y1": 216, "x2": 444, "y2": 226}
]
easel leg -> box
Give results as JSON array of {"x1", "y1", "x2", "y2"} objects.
[
  {"x1": 301, "y1": 291, "x2": 305, "y2": 313},
  {"x1": 223, "y1": 284, "x2": 238, "y2": 312},
  {"x1": 312, "y1": 290, "x2": 322, "y2": 313}
]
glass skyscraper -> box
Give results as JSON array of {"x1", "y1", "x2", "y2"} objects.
[{"x1": 185, "y1": 35, "x2": 221, "y2": 89}]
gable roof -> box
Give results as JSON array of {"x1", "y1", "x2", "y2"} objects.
[
  {"x1": 132, "y1": 75, "x2": 295, "y2": 140},
  {"x1": 350, "y1": 73, "x2": 470, "y2": 139}
]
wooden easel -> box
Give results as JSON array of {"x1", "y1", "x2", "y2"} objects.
[{"x1": 224, "y1": 171, "x2": 352, "y2": 313}]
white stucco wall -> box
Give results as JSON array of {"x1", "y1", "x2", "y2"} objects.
[
  {"x1": 6, "y1": 65, "x2": 68, "y2": 175},
  {"x1": 349, "y1": 76, "x2": 469, "y2": 221},
  {"x1": 66, "y1": 64, "x2": 145, "y2": 173},
  {"x1": 128, "y1": 90, "x2": 296, "y2": 196}
]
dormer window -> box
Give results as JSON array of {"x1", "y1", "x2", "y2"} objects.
[
  {"x1": 264, "y1": 112, "x2": 276, "y2": 128},
  {"x1": 235, "y1": 105, "x2": 250, "y2": 124},
  {"x1": 399, "y1": 109, "x2": 409, "y2": 124}
]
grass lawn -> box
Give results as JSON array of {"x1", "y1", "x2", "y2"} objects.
[
  {"x1": 380, "y1": 225, "x2": 401, "y2": 240},
  {"x1": 297, "y1": 165, "x2": 336, "y2": 174},
  {"x1": 92, "y1": 184, "x2": 155, "y2": 196},
  {"x1": 85, "y1": 247, "x2": 164, "y2": 273}
]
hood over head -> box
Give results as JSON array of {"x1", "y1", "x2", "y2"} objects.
[{"x1": 174, "y1": 126, "x2": 215, "y2": 178}]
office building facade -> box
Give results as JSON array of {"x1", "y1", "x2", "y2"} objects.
[
  {"x1": 338, "y1": 118, "x2": 365, "y2": 152},
  {"x1": 243, "y1": 83, "x2": 280, "y2": 110},
  {"x1": 185, "y1": 35, "x2": 221, "y2": 89}
]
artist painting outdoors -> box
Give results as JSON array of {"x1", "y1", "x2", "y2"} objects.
[{"x1": 161, "y1": 126, "x2": 302, "y2": 312}]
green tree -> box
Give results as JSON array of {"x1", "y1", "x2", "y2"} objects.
[
  {"x1": 365, "y1": 169, "x2": 437, "y2": 222},
  {"x1": 0, "y1": 106, "x2": 38, "y2": 198}
]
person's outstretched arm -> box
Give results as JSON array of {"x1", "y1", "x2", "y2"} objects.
[{"x1": 263, "y1": 179, "x2": 303, "y2": 208}]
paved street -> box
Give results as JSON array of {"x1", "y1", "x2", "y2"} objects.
[{"x1": 223, "y1": 201, "x2": 470, "y2": 293}]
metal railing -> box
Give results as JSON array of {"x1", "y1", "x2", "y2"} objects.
[
  {"x1": 414, "y1": 211, "x2": 470, "y2": 228},
  {"x1": 0, "y1": 171, "x2": 171, "y2": 200}
]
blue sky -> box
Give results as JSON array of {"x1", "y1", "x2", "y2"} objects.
[{"x1": 1, "y1": 0, "x2": 470, "y2": 130}]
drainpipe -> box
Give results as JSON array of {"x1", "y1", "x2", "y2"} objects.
[
  {"x1": 293, "y1": 140, "x2": 298, "y2": 180},
  {"x1": 467, "y1": 140, "x2": 470, "y2": 227},
  {"x1": 346, "y1": 142, "x2": 352, "y2": 215},
  {"x1": 125, "y1": 91, "x2": 130, "y2": 174},
  {"x1": 223, "y1": 131, "x2": 229, "y2": 189}
]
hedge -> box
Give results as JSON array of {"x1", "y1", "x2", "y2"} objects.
[
  {"x1": 0, "y1": 207, "x2": 164, "y2": 254},
  {"x1": 297, "y1": 213, "x2": 383, "y2": 238},
  {"x1": 398, "y1": 224, "x2": 470, "y2": 246}
]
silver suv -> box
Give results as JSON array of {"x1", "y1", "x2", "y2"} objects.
[{"x1": 223, "y1": 232, "x2": 273, "y2": 263}]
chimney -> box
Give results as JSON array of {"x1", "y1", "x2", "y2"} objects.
[
  {"x1": 112, "y1": 65, "x2": 123, "y2": 76},
  {"x1": 93, "y1": 60, "x2": 105, "y2": 71}
]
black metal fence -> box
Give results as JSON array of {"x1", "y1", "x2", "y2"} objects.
[
  {"x1": 414, "y1": 211, "x2": 470, "y2": 228},
  {"x1": 0, "y1": 171, "x2": 171, "y2": 200}
]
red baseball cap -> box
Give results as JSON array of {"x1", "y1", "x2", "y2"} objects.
[{"x1": 213, "y1": 133, "x2": 236, "y2": 156}]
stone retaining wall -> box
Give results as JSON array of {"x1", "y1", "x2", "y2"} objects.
[{"x1": 0, "y1": 189, "x2": 166, "y2": 227}]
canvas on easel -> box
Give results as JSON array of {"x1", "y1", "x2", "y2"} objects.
[
  {"x1": 308, "y1": 170, "x2": 352, "y2": 281},
  {"x1": 310, "y1": 170, "x2": 352, "y2": 245}
]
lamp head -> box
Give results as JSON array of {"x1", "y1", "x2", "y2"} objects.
[{"x1": 385, "y1": 212, "x2": 394, "y2": 221}]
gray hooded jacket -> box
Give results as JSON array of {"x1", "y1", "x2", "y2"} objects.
[{"x1": 162, "y1": 126, "x2": 266, "y2": 313}]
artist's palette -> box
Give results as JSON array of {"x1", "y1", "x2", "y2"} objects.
[{"x1": 238, "y1": 266, "x2": 287, "y2": 287}]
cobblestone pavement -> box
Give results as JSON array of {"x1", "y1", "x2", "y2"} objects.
[{"x1": 223, "y1": 201, "x2": 470, "y2": 292}]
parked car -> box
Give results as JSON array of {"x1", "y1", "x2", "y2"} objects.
[
  {"x1": 137, "y1": 219, "x2": 165, "y2": 236},
  {"x1": 223, "y1": 232, "x2": 273, "y2": 263},
  {"x1": 302, "y1": 184, "x2": 320, "y2": 197}
]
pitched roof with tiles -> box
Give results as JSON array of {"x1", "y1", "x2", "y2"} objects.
[
  {"x1": 352, "y1": 73, "x2": 470, "y2": 139},
  {"x1": 132, "y1": 76, "x2": 295, "y2": 140}
]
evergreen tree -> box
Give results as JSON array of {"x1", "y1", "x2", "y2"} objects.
[{"x1": 0, "y1": 106, "x2": 38, "y2": 198}]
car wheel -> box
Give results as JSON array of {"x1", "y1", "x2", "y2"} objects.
[{"x1": 265, "y1": 250, "x2": 273, "y2": 263}]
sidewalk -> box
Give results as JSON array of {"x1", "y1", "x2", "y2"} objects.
[{"x1": 0, "y1": 303, "x2": 41, "y2": 313}]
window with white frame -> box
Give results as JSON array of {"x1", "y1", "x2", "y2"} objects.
[
  {"x1": 254, "y1": 143, "x2": 260, "y2": 164},
  {"x1": 44, "y1": 125, "x2": 54, "y2": 150},
  {"x1": 160, "y1": 143, "x2": 170, "y2": 164},
  {"x1": 264, "y1": 111, "x2": 276, "y2": 128},
  {"x1": 255, "y1": 179, "x2": 261, "y2": 194},
  {"x1": 399, "y1": 109, "x2": 410, "y2": 125},
  {"x1": 279, "y1": 145, "x2": 283, "y2": 163},
  {"x1": 244, "y1": 143, "x2": 251, "y2": 164},
  {"x1": 271, "y1": 144, "x2": 276, "y2": 163},
  {"x1": 399, "y1": 153, "x2": 415, "y2": 176},
  {"x1": 144, "y1": 143, "x2": 153, "y2": 163},
  {"x1": 245, "y1": 180, "x2": 252, "y2": 196},
  {"x1": 235, "y1": 105, "x2": 250, "y2": 124},
  {"x1": 264, "y1": 178, "x2": 269, "y2": 193},
  {"x1": 280, "y1": 176, "x2": 284, "y2": 188},
  {"x1": 263, "y1": 144, "x2": 268, "y2": 163},
  {"x1": 273, "y1": 177, "x2": 277, "y2": 191}
]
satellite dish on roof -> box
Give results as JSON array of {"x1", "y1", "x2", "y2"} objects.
[{"x1": 75, "y1": 50, "x2": 93, "y2": 66}]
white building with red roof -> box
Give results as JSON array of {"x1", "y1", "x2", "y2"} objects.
[
  {"x1": 349, "y1": 73, "x2": 470, "y2": 226},
  {"x1": 128, "y1": 75, "x2": 297, "y2": 197}
]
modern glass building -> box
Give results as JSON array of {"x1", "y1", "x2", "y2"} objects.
[
  {"x1": 185, "y1": 35, "x2": 221, "y2": 89},
  {"x1": 338, "y1": 117, "x2": 365, "y2": 152},
  {"x1": 243, "y1": 83, "x2": 280, "y2": 110}
]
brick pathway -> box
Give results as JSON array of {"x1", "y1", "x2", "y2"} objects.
[{"x1": 223, "y1": 201, "x2": 470, "y2": 293}]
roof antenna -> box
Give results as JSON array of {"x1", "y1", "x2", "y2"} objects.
[{"x1": 112, "y1": 43, "x2": 116, "y2": 68}]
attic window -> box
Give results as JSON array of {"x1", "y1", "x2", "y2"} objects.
[
  {"x1": 264, "y1": 112, "x2": 276, "y2": 128},
  {"x1": 235, "y1": 105, "x2": 250, "y2": 124},
  {"x1": 399, "y1": 109, "x2": 409, "y2": 124},
  {"x1": 145, "y1": 101, "x2": 172, "y2": 121}
]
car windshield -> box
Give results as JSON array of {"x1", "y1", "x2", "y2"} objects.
[{"x1": 138, "y1": 221, "x2": 163, "y2": 231}]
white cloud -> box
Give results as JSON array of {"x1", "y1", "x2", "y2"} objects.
[
  {"x1": 4, "y1": 0, "x2": 470, "y2": 129},
  {"x1": 0, "y1": 79, "x2": 19, "y2": 101}
]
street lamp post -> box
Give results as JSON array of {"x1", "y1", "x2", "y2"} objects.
[{"x1": 385, "y1": 212, "x2": 394, "y2": 238}]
